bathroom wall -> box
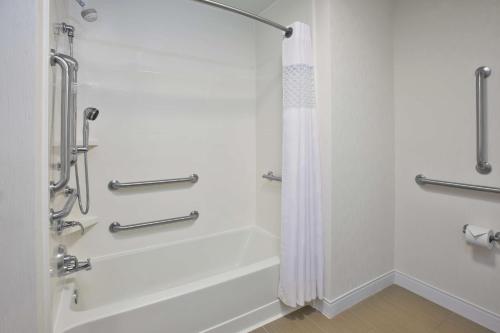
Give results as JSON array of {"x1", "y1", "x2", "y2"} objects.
[
  {"x1": 394, "y1": 0, "x2": 500, "y2": 315},
  {"x1": 0, "y1": 1, "x2": 50, "y2": 332},
  {"x1": 255, "y1": 0, "x2": 314, "y2": 236},
  {"x1": 327, "y1": 0, "x2": 395, "y2": 300},
  {"x1": 256, "y1": 0, "x2": 395, "y2": 302},
  {"x1": 56, "y1": 0, "x2": 258, "y2": 258}
]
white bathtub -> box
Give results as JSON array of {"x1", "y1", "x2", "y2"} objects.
[{"x1": 54, "y1": 226, "x2": 289, "y2": 333}]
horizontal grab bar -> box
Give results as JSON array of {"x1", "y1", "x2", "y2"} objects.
[
  {"x1": 108, "y1": 174, "x2": 199, "y2": 190},
  {"x1": 109, "y1": 211, "x2": 199, "y2": 233},
  {"x1": 415, "y1": 174, "x2": 500, "y2": 194},
  {"x1": 262, "y1": 171, "x2": 282, "y2": 182}
]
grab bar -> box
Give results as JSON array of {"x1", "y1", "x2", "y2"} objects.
[
  {"x1": 49, "y1": 189, "x2": 78, "y2": 222},
  {"x1": 59, "y1": 53, "x2": 79, "y2": 164},
  {"x1": 109, "y1": 211, "x2": 199, "y2": 233},
  {"x1": 108, "y1": 174, "x2": 199, "y2": 190},
  {"x1": 415, "y1": 174, "x2": 500, "y2": 194},
  {"x1": 475, "y1": 66, "x2": 492, "y2": 174},
  {"x1": 262, "y1": 171, "x2": 282, "y2": 182},
  {"x1": 49, "y1": 51, "x2": 72, "y2": 192}
]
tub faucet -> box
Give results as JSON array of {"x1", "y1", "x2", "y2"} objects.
[{"x1": 54, "y1": 245, "x2": 92, "y2": 277}]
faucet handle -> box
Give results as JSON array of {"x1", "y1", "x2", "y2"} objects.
[{"x1": 63, "y1": 255, "x2": 78, "y2": 270}]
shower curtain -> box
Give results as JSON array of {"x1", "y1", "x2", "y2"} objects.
[{"x1": 279, "y1": 22, "x2": 324, "y2": 308}]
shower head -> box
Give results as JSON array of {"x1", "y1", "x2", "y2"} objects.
[
  {"x1": 74, "y1": 0, "x2": 98, "y2": 22},
  {"x1": 84, "y1": 107, "x2": 99, "y2": 121},
  {"x1": 81, "y1": 8, "x2": 98, "y2": 22}
]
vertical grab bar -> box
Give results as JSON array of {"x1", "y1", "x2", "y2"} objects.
[
  {"x1": 50, "y1": 50, "x2": 71, "y2": 192},
  {"x1": 59, "y1": 54, "x2": 79, "y2": 164},
  {"x1": 475, "y1": 66, "x2": 492, "y2": 174}
]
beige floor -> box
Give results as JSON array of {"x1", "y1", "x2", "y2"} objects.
[{"x1": 251, "y1": 285, "x2": 493, "y2": 333}]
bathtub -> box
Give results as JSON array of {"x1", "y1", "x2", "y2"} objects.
[{"x1": 54, "y1": 226, "x2": 290, "y2": 333}]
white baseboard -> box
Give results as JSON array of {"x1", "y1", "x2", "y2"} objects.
[
  {"x1": 394, "y1": 271, "x2": 500, "y2": 332},
  {"x1": 313, "y1": 270, "x2": 500, "y2": 332},
  {"x1": 207, "y1": 270, "x2": 500, "y2": 333},
  {"x1": 202, "y1": 300, "x2": 295, "y2": 333},
  {"x1": 313, "y1": 270, "x2": 395, "y2": 319}
]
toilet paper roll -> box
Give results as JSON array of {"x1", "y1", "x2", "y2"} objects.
[{"x1": 464, "y1": 225, "x2": 494, "y2": 249}]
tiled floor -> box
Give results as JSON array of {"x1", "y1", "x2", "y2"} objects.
[{"x1": 251, "y1": 285, "x2": 493, "y2": 333}]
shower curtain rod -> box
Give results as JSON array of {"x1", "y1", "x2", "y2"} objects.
[{"x1": 191, "y1": 0, "x2": 293, "y2": 38}]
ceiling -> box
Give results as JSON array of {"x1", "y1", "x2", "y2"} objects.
[{"x1": 216, "y1": 0, "x2": 277, "y2": 13}]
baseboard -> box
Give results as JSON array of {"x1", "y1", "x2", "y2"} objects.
[
  {"x1": 207, "y1": 270, "x2": 500, "y2": 333},
  {"x1": 313, "y1": 269, "x2": 500, "y2": 332},
  {"x1": 394, "y1": 271, "x2": 500, "y2": 332},
  {"x1": 313, "y1": 270, "x2": 395, "y2": 319},
  {"x1": 202, "y1": 299, "x2": 295, "y2": 333}
]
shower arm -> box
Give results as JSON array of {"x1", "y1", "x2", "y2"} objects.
[{"x1": 74, "y1": 0, "x2": 86, "y2": 7}]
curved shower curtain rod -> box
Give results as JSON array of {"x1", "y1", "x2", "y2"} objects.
[{"x1": 191, "y1": 0, "x2": 293, "y2": 38}]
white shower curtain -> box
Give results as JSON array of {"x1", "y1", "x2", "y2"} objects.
[{"x1": 279, "y1": 22, "x2": 324, "y2": 308}]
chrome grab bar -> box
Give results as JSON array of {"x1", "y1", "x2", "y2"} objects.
[
  {"x1": 49, "y1": 50, "x2": 79, "y2": 193},
  {"x1": 262, "y1": 171, "x2": 282, "y2": 182},
  {"x1": 108, "y1": 174, "x2": 199, "y2": 190},
  {"x1": 109, "y1": 211, "x2": 199, "y2": 233},
  {"x1": 49, "y1": 51, "x2": 71, "y2": 192},
  {"x1": 59, "y1": 53, "x2": 79, "y2": 165},
  {"x1": 415, "y1": 174, "x2": 500, "y2": 194},
  {"x1": 49, "y1": 189, "x2": 78, "y2": 222},
  {"x1": 475, "y1": 66, "x2": 492, "y2": 174}
]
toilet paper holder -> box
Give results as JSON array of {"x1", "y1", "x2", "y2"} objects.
[{"x1": 463, "y1": 224, "x2": 500, "y2": 243}]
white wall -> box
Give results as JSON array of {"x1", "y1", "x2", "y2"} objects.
[
  {"x1": 256, "y1": 0, "x2": 395, "y2": 302},
  {"x1": 0, "y1": 1, "x2": 49, "y2": 332},
  {"x1": 395, "y1": 0, "x2": 500, "y2": 315},
  {"x1": 255, "y1": 0, "x2": 314, "y2": 236},
  {"x1": 52, "y1": 0, "x2": 258, "y2": 258},
  {"x1": 327, "y1": 0, "x2": 395, "y2": 300}
]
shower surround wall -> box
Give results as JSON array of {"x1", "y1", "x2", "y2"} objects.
[{"x1": 62, "y1": 0, "x2": 258, "y2": 258}]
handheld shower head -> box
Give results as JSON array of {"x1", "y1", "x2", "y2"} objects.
[{"x1": 84, "y1": 107, "x2": 99, "y2": 121}]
